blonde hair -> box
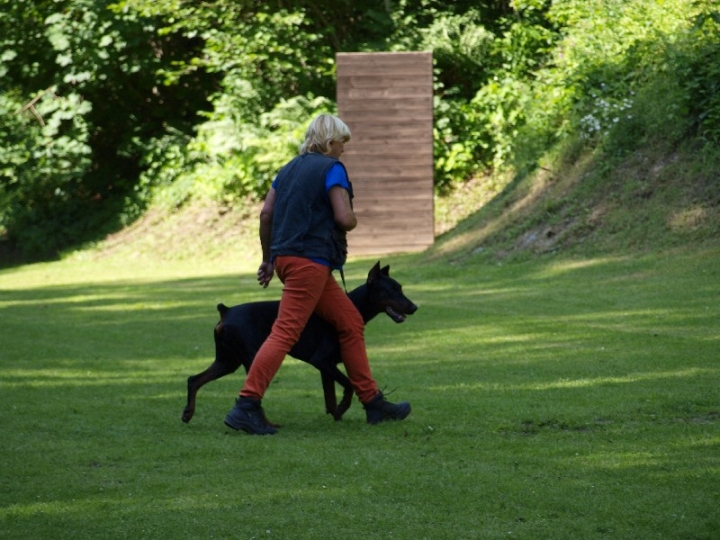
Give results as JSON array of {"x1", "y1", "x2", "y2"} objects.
[{"x1": 299, "y1": 114, "x2": 351, "y2": 155}]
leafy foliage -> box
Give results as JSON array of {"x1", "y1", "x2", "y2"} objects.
[
  {"x1": 1, "y1": 88, "x2": 93, "y2": 255},
  {"x1": 1, "y1": 0, "x2": 718, "y2": 258},
  {"x1": 0, "y1": 0, "x2": 214, "y2": 257},
  {"x1": 528, "y1": 0, "x2": 720, "y2": 158}
]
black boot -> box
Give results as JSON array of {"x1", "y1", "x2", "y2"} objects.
[
  {"x1": 224, "y1": 397, "x2": 277, "y2": 435},
  {"x1": 363, "y1": 392, "x2": 411, "y2": 425}
]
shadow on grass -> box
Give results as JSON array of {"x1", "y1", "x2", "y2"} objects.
[
  {"x1": 1, "y1": 251, "x2": 719, "y2": 540},
  {"x1": 2, "y1": 250, "x2": 718, "y2": 398}
]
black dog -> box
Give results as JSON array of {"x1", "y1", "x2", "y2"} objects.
[{"x1": 182, "y1": 262, "x2": 417, "y2": 424}]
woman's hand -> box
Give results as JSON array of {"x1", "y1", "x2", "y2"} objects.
[{"x1": 257, "y1": 261, "x2": 274, "y2": 288}]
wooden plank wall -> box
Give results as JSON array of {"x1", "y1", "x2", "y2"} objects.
[{"x1": 336, "y1": 52, "x2": 434, "y2": 256}]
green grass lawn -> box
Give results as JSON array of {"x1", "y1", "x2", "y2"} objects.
[{"x1": 1, "y1": 247, "x2": 718, "y2": 539}]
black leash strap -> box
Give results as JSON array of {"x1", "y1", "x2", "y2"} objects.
[{"x1": 339, "y1": 267, "x2": 348, "y2": 294}]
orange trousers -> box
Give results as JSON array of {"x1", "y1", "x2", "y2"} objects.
[{"x1": 240, "y1": 256, "x2": 379, "y2": 403}]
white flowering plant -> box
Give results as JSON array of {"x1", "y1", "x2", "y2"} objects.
[{"x1": 578, "y1": 87, "x2": 635, "y2": 143}]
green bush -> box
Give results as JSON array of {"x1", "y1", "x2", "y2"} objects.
[
  {"x1": 0, "y1": 88, "x2": 93, "y2": 257},
  {"x1": 147, "y1": 95, "x2": 336, "y2": 207},
  {"x1": 463, "y1": 0, "x2": 720, "y2": 176}
]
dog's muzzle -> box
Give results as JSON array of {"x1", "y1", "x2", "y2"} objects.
[{"x1": 385, "y1": 303, "x2": 417, "y2": 323}]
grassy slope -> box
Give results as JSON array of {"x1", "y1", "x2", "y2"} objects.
[
  {"x1": 1, "y1": 139, "x2": 718, "y2": 540},
  {"x1": 428, "y1": 139, "x2": 720, "y2": 264},
  {"x1": 77, "y1": 135, "x2": 720, "y2": 266}
]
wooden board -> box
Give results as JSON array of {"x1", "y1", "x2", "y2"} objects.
[{"x1": 336, "y1": 52, "x2": 434, "y2": 256}]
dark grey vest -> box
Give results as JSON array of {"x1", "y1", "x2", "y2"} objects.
[{"x1": 270, "y1": 153, "x2": 352, "y2": 267}]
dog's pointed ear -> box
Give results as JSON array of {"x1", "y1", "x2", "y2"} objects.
[
  {"x1": 381, "y1": 265, "x2": 390, "y2": 276},
  {"x1": 368, "y1": 261, "x2": 381, "y2": 283}
]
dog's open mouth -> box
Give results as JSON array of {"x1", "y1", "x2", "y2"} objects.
[{"x1": 385, "y1": 306, "x2": 407, "y2": 323}]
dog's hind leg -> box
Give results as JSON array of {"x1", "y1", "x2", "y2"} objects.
[
  {"x1": 183, "y1": 312, "x2": 252, "y2": 423},
  {"x1": 182, "y1": 360, "x2": 242, "y2": 423},
  {"x1": 182, "y1": 337, "x2": 247, "y2": 423}
]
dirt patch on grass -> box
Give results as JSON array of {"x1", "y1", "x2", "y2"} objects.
[{"x1": 93, "y1": 201, "x2": 263, "y2": 262}]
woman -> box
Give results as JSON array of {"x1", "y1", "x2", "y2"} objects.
[{"x1": 224, "y1": 114, "x2": 411, "y2": 434}]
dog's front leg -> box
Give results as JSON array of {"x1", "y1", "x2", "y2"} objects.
[
  {"x1": 321, "y1": 371, "x2": 339, "y2": 419},
  {"x1": 330, "y1": 367, "x2": 353, "y2": 420},
  {"x1": 337, "y1": 383, "x2": 353, "y2": 420}
]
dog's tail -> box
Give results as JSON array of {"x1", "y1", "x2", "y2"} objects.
[
  {"x1": 215, "y1": 303, "x2": 230, "y2": 336},
  {"x1": 217, "y1": 303, "x2": 229, "y2": 320}
]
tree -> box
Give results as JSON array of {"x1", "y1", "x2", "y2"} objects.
[{"x1": 1, "y1": 0, "x2": 215, "y2": 257}]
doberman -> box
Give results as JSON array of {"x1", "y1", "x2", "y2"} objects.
[{"x1": 182, "y1": 262, "x2": 417, "y2": 424}]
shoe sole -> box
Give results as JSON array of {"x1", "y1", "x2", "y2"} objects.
[{"x1": 224, "y1": 416, "x2": 277, "y2": 435}]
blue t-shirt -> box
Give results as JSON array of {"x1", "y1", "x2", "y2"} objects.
[
  {"x1": 272, "y1": 162, "x2": 349, "y2": 192},
  {"x1": 271, "y1": 162, "x2": 350, "y2": 268},
  {"x1": 324, "y1": 162, "x2": 350, "y2": 191}
]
